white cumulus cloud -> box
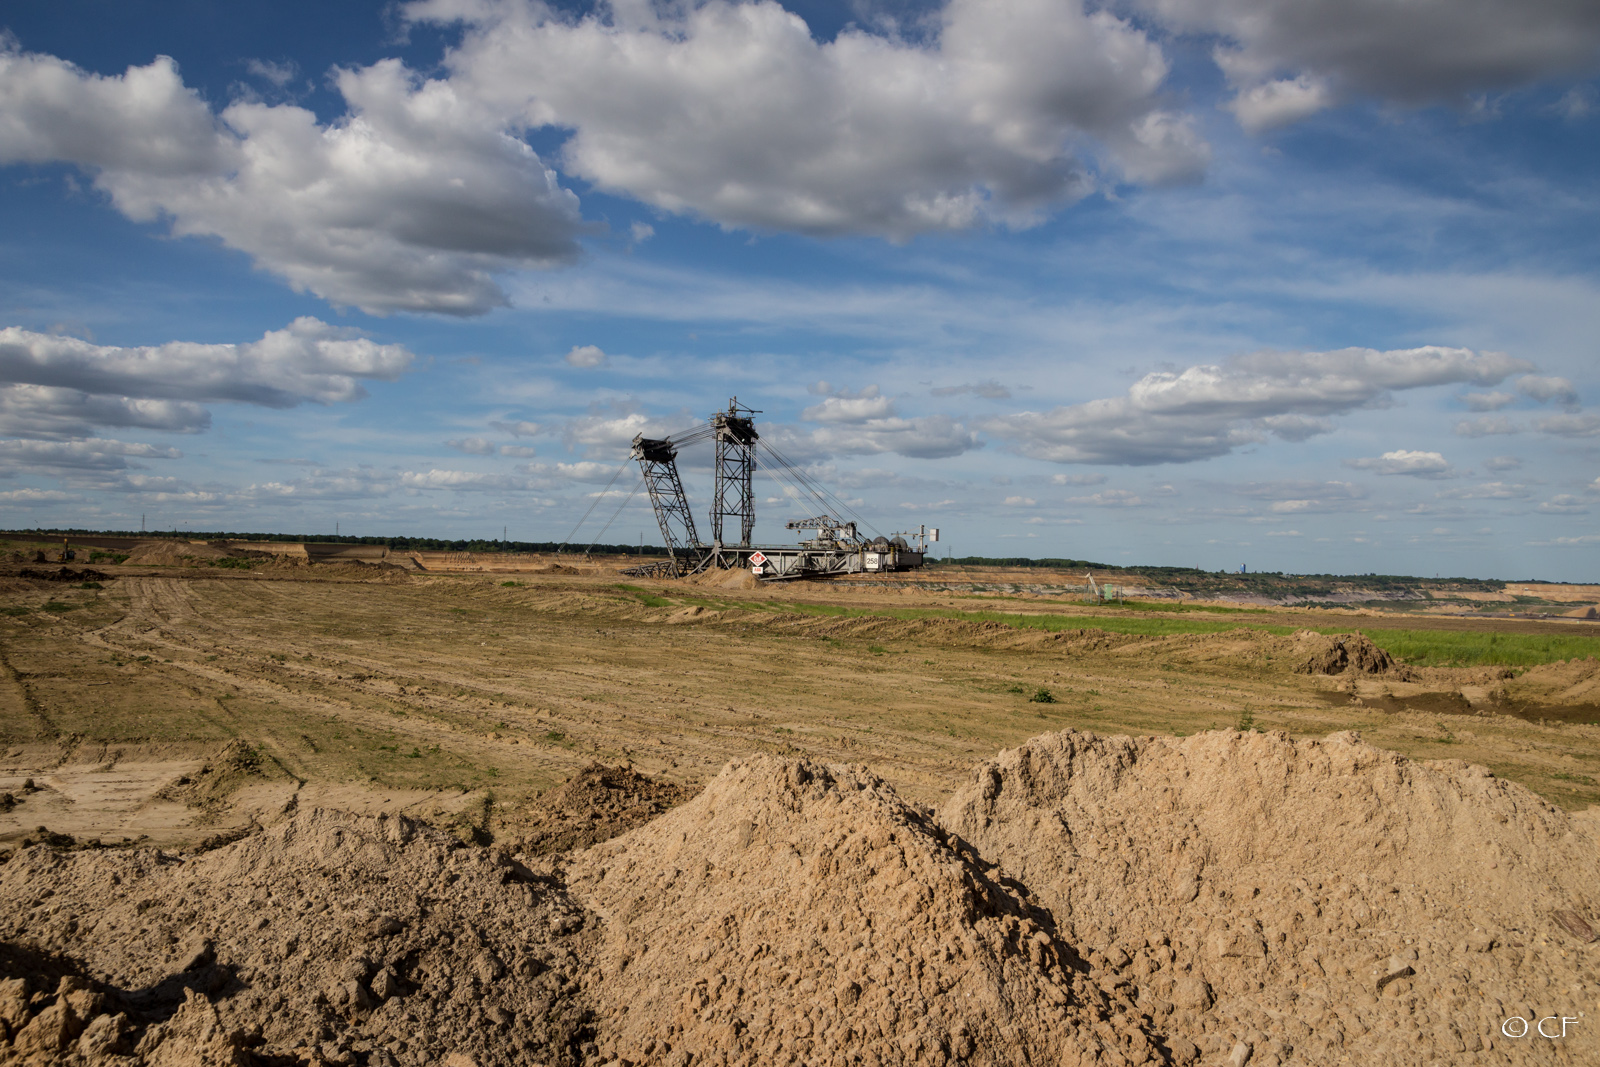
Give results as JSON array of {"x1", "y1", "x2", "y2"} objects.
[
  {"x1": 986, "y1": 345, "x2": 1529, "y2": 465},
  {"x1": 565, "y1": 344, "x2": 608, "y2": 368},
  {"x1": 1140, "y1": 0, "x2": 1600, "y2": 130},
  {"x1": 1344, "y1": 449, "x2": 1455, "y2": 478},
  {"x1": 410, "y1": 0, "x2": 1209, "y2": 240},
  {"x1": 1517, "y1": 374, "x2": 1579, "y2": 405},
  {"x1": 0, "y1": 318, "x2": 414, "y2": 439},
  {"x1": 1535, "y1": 412, "x2": 1600, "y2": 437},
  {"x1": 0, "y1": 47, "x2": 583, "y2": 315}
]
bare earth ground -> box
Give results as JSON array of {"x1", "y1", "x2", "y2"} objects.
[{"x1": 0, "y1": 561, "x2": 1597, "y2": 1065}]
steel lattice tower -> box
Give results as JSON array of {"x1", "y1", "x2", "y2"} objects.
[
  {"x1": 711, "y1": 399, "x2": 759, "y2": 552},
  {"x1": 631, "y1": 435, "x2": 700, "y2": 569}
]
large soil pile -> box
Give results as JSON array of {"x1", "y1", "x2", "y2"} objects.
[
  {"x1": 565, "y1": 756, "x2": 1155, "y2": 1067},
  {"x1": 0, "y1": 810, "x2": 592, "y2": 1066},
  {"x1": 939, "y1": 729, "x2": 1600, "y2": 1065},
  {"x1": 2, "y1": 733, "x2": 1597, "y2": 1066}
]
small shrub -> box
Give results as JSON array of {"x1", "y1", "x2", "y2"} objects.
[
  {"x1": 1029, "y1": 687, "x2": 1056, "y2": 704},
  {"x1": 1236, "y1": 708, "x2": 1256, "y2": 732}
]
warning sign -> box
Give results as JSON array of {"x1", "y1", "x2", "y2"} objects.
[{"x1": 748, "y1": 551, "x2": 768, "y2": 565}]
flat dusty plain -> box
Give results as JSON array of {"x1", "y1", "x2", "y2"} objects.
[{"x1": 3, "y1": 555, "x2": 1597, "y2": 848}]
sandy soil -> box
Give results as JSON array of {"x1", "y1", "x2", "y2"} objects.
[
  {"x1": 0, "y1": 562, "x2": 1598, "y2": 1065},
  {"x1": 1, "y1": 567, "x2": 1597, "y2": 851},
  {"x1": 1, "y1": 736, "x2": 1595, "y2": 1066}
]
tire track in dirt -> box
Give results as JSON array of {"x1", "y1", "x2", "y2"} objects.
[
  {"x1": 87, "y1": 579, "x2": 715, "y2": 790},
  {"x1": 87, "y1": 581, "x2": 814, "y2": 780},
  {"x1": 0, "y1": 640, "x2": 58, "y2": 741},
  {"x1": 77, "y1": 579, "x2": 531, "y2": 776}
]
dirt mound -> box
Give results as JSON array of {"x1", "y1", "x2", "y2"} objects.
[
  {"x1": 0, "y1": 809, "x2": 591, "y2": 1066},
  {"x1": 939, "y1": 729, "x2": 1600, "y2": 1065},
  {"x1": 566, "y1": 755, "x2": 1158, "y2": 1067},
  {"x1": 15, "y1": 567, "x2": 110, "y2": 583},
  {"x1": 122, "y1": 542, "x2": 236, "y2": 567},
  {"x1": 307, "y1": 561, "x2": 411, "y2": 582},
  {"x1": 502, "y1": 763, "x2": 696, "y2": 856},
  {"x1": 152, "y1": 739, "x2": 292, "y2": 815},
  {"x1": 256, "y1": 558, "x2": 410, "y2": 582},
  {"x1": 1293, "y1": 631, "x2": 1396, "y2": 675},
  {"x1": 1505, "y1": 656, "x2": 1600, "y2": 706}
]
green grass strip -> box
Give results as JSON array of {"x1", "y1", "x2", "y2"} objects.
[{"x1": 703, "y1": 597, "x2": 1600, "y2": 667}]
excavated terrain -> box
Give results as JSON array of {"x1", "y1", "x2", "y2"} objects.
[
  {"x1": 2, "y1": 565, "x2": 1598, "y2": 1064},
  {"x1": 939, "y1": 730, "x2": 1600, "y2": 1066},
  {"x1": 1, "y1": 732, "x2": 1597, "y2": 1066}
]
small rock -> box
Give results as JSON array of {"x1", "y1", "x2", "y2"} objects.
[
  {"x1": 1172, "y1": 977, "x2": 1213, "y2": 1011},
  {"x1": 1376, "y1": 955, "x2": 1415, "y2": 991},
  {"x1": 1465, "y1": 930, "x2": 1495, "y2": 953},
  {"x1": 1166, "y1": 1036, "x2": 1199, "y2": 1064},
  {"x1": 370, "y1": 967, "x2": 401, "y2": 1002},
  {"x1": 1211, "y1": 929, "x2": 1266, "y2": 959},
  {"x1": 78, "y1": 1013, "x2": 132, "y2": 1057},
  {"x1": 339, "y1": 957, "x2": 373, "y2": 982},
  {"x1": 472, "y1": 952, "x2": 505, "y2": 984},
  {"x1": 1227, "y1": 1040, "x2": 1253, "y2": 1067},
  {"x1": 368, "y1": 914, "x2": 404, "y2": 939},
  {"x1": 347, "y1": 980, "x2": 376, "y2": 1013},
  {"x1": 1553, "y1": 909, "x2": 1596, "y2": 944},
  {"x1": 1170, "y1": 870, "x2": 1200, "y2": 904},
  {"x1": 178, "y1": 937, "x2": 215, "y2": 973}
]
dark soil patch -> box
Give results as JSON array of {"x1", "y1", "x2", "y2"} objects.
[{"x1": 502, "y1": 763, "x2": 697, "y2": 856}]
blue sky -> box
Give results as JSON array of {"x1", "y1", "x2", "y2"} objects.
[{"x1": 1, "y1": 0, "x2": 1596, "y2": 579}]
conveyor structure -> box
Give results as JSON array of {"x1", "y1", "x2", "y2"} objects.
[{"x1": 620, "y1": 399, "x2": 936, "y2": 580}]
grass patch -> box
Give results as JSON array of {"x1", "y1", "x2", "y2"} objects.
[
  {"x1": 1359, "y1": 628, "x2": 1600, "y2": 668},
  {"x1": 0, "y1": 606, "x2": 29, "y2": 617},
  {"x1": 42, "y1": 601, "x2": 77, "y2": 613},
  {"x1": 684, "y1": 594, "x2": 1596, "y2": 668},
  {"x1": 1549, "y1": 771, "x2": 1596, "y2": 785}
]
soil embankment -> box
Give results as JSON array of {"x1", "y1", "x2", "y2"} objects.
[{"x1": 2, "y1": 731, "x2": 1596, "y2": 1066}]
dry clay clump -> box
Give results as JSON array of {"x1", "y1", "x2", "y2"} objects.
[
  {"x1": 940, "y1": 729, "x2": 1600, "y2": 1066},
  {"x1": 0, "y1": 809, "x2": 593, "y2": 1066},
  {"x1": 567, "y1": 756, "x2": 1160, "y2": 1067}
]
